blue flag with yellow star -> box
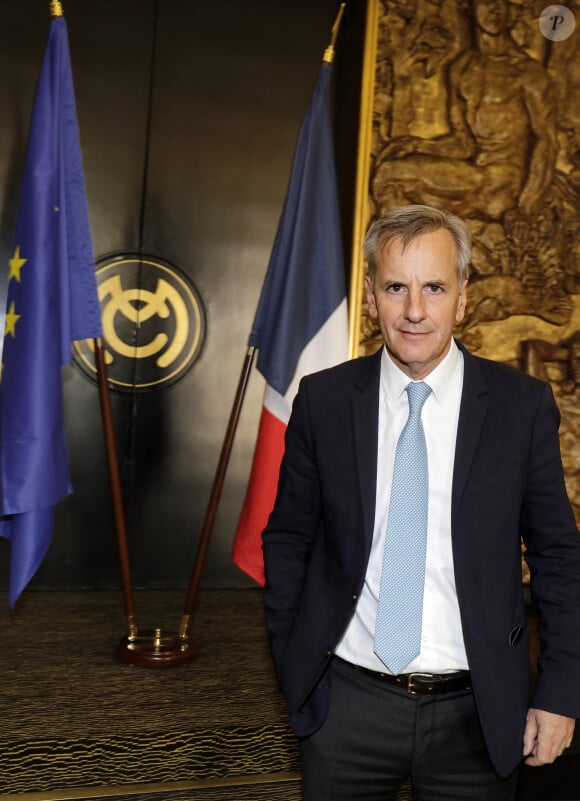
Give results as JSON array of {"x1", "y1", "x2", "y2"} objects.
[{"x1": 0, "y1": 15, "x2": 102, "y2": 607}]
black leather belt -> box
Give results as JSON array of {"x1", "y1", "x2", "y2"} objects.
[{"x1": 336, "y1": 657, "x2": 472, "y2": 695}]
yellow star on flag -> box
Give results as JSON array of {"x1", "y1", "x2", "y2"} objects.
[
  {"x1": 9, "y1": 246, "x2": 27, "y2": 282},
  {"x1": 5, "y1": 301, "x2": 21, "y2": 338}
]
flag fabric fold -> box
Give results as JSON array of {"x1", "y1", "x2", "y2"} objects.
[
  {"x1": 0, "y1": 16, "x2": 102, "y2": 607},
  {"x1": 232, "y1": 62, "x2": 349, "y2": 584}
]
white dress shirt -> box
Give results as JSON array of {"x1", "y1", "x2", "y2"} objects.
[{"x1": 335, "y1": 341, "x2": 469, "y2": 673}]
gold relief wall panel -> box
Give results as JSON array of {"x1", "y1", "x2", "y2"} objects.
[{"x1": 352, "y1": 0, "x2": 580, "y2": 524}]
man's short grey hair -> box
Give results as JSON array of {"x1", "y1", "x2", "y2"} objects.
[{"x1": 363, "y1": 205, "x2": 472, "y2": 285}]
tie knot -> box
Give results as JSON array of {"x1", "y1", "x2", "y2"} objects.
[{"x1": 406, "y1": 381, "x2": 432, "y2": 415}]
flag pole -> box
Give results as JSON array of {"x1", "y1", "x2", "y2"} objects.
[
  {"x1": 177, "y1": 346, "x2": 256, "y2": 640},
  {"x1": 42, "y1": 0, "x2": 138, "y2": 631},
  {"x1": 176, "y1": 1, "x2": 348, "y2": 648},
  {"x1": 93, "y1": 339, "x2": 137, "y2": 640},
  {"x1": 323, "y1": 2, "x2": 345, "y2": 64},
  {"x1": 44, "y1": 1, "x2": 140, "y2": 651}
]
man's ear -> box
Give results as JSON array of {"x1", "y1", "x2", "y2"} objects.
[{"x1": 365, "y1": 275, "x2": 378, "y2": 318}]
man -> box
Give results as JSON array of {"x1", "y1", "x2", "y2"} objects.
[{"x1": 262, "y1": 205, "x2": 580, "y2": 800}]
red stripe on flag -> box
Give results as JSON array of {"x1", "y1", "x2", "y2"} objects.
[{"x1": 232, "y1": 404, "x2": 286, "y2": 585}]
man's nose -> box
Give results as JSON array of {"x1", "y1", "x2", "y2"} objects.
[{"x1": 404, "y1": 288, "x2": 426, "y2": 320}]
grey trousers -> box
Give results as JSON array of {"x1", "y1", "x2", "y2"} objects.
[{"x1": 299, "y1": 657, "x2": 518, "y2": 801}]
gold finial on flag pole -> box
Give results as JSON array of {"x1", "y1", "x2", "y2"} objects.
[
  {"x1": 50, "y1": 1, "x2": 64, "y2": 17},
  {"x1": 323, "y1": 3, "x2": 346, "y2": 64}
]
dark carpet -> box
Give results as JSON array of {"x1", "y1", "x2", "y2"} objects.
[
  {"x1": 0, "y1": 589, "x2": 299, "y2": 797},
  {"x1": 0, "y1": 589, "x2": 575, "y2": 800}
]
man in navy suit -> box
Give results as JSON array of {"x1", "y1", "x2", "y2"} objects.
[{"x1": 262, "y1": 205, "x2": 580, "y2": 800}]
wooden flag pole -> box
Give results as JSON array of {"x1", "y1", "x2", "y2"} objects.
[
  {"x1": 92, "y1": 338, "x2": 138, "y2": 641},
  {"x1": 45, "y1": 0, "x2": 147, "y2": 658},
  {"x1": 172, "y1": 1, "x2": 348, "y2": 655},
  {"x1": 172, "y1": 2, "x2": 348, "y2": 649},
  {"x1": 177, "y1": 346, "x2": 256, "y2": 644}
]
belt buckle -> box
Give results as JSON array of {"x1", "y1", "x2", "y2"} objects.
[{"x1": 406, "y1": 672, "x2": 436, "y2": 695}]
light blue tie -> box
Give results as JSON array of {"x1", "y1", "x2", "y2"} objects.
[{"x1": 374, "y1": 381, "x2": 432, "y2": 675}]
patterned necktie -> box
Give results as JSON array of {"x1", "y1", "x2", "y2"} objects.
[{"x1": 374, "y1": 381, "x2": 432, "y2": 675}]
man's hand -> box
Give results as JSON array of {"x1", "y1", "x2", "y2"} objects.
[{"x1": 523, "y1": 708, "x2": 575, "y2": 766}]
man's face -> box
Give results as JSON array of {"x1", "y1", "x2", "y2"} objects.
[{"x1": 365, "y1": 228, "x2": 467, "y2": 380}]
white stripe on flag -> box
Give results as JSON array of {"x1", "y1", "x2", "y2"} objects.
[{"x1": 263, "y1": 298, "x2": 348, "y2": 425}]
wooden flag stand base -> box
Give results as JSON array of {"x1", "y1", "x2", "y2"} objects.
[{"x1": 117, "y1": 629, "x2": 199, "y2": 668}]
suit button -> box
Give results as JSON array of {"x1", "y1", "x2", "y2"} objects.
[{"x1": 352, "y1": 594, "x2": 358, "y2": 602}]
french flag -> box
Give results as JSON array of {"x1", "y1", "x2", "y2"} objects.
[{"x1": 232, "y1": 61, "x2": 349, "y2": 585}]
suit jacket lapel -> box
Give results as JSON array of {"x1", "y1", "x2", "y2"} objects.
[
  {"x1": 352, "y1": 348, "x2": 382, "y2": 552},
  {"x1": 349, "y1": 344, "x2": 487, "y2": 550},
  {"x1": 452, "y1": 342, "x2": 488, "y2": 512}
]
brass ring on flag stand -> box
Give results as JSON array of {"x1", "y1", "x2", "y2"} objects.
[{"x1": 117, "y1": 629, "x2": 199, "y2": 668}]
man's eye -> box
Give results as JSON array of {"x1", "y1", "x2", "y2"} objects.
[
  {"x1": 426, "y1": 284, "x2": 444, "y2": 293},
  {"x1": 387, "y1": 284, "x2": 405, "y2": 293}
]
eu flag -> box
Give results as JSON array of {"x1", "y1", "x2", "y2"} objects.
[{"x1": 0, "y1": 15, "x2": 103, "y2": 607}]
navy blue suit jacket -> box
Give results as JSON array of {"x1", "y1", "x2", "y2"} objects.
[{"x1": 262, "y1": 343, "x2": 580, "y2": 777}]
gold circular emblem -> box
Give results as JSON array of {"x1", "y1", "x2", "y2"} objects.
[{"x1": 73, "y1": 254, "x2": 205, "y2": 392}]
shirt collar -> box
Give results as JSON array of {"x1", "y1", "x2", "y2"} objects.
[{"x1": 380, "y1": 340, "x2": 463, "y2": 405}]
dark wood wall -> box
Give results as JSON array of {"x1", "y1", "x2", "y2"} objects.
[{"x1": 0, "y1": 0, "x2": 366, "y2": 592}]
